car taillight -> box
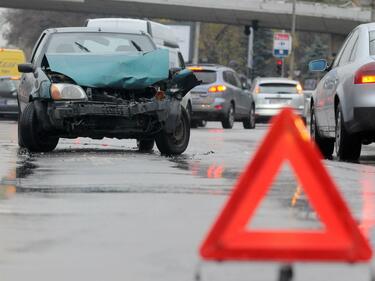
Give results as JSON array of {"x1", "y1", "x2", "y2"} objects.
[
  {"x1": 255, "y1": 86, "x2": 260, "y2": 94},
  {"x1": 208, "y1": 85, "x2": 227, "y2": 93},
  {"x1": 296, "y1": 83, "x2": 303, "y2": 94},
  {"x1": 354, "y1": 62, "x2": 375, "y2": 84}
]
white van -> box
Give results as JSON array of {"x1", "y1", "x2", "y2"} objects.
[
  {"x1": 86, "y1": 18, "x2": 185, "y2": 69},
  {"x1": 85, "y1": 18, "x2": 192, "y2": 116}
]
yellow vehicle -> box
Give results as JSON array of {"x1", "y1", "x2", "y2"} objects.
[{"x1": 0, "y1": 48, "x2": 26, "y2": 78}]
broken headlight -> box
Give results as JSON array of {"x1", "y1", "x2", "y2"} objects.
[{"x1": 50, "y1": 83, "x2": 87, "y2": 101}]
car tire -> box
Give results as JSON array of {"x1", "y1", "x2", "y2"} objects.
[
  {"x1": 19, "y1": 102, "x2": 59, "y2": 152},
  {"x1": 310, "y1": 104, "x2": 334, "y2": 159},
  {"x1": 199, "y1": 120, "x2": 207, "y2": 127},
  {"x1": 222, "y1": 104, "x2": 234, "y2": 129},
  {"x1": 18, "y1": 108, "x2": 25, "y2": 148},
  {"x1": 335, "y1": 104, "x2": 361, "y2": 161},
  {"x1": 137, "y1": 139, "x2": 154, "y2": 152},
  {"x1": 243, "y1": 104, "x2": 256, "y2": 129},
  {"x1": 156, "y1": 106, "x2": 190, "y2": 155},
  {"x1": 190, "y1": 120, "x2": 199, "y2": 128}
]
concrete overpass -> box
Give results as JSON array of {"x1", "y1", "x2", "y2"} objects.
[{"x1": 0, "y1": 0, "x2": 372, "y2": 35}]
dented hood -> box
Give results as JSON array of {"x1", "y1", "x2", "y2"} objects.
[{"x1": 45, "y1": 49, "x2": 169, "y2": 89}]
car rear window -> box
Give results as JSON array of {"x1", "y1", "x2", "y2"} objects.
[
  {"x1": 192, "y1": 70, "x2": 217, "y2": 85},
  {"x1": 369, "y1": 31, "x2": 375, "y2": 56},
  {"x1": 258, "y1": 83, "x2": 298, "y2": 94}
]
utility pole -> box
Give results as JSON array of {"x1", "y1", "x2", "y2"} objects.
[
  {"x1": 192, "y1": 22, "x2": 201, "y2": 64},
  {"x1": 289, "y1": 0, "x2": 297, "y2": 79}
]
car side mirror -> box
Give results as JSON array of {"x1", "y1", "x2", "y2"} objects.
[
  {"x1": 309, "y1": 59, "x2": 328, "y2": 72},
  {"x1": 18, "y1": 63, "x2": 35, "y2": 73}
]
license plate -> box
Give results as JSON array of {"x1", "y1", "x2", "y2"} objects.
[
  {"x1": 6, "y1": 99, "x2": 17, "y2": 105},
  {"x1": 268, "y1": 98, "x2": 290, "y2": 105}
]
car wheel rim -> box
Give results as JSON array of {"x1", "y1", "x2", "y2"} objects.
[
  {"x1": 172, "y1": 115, "x2": 186, "y2": 144},
  {"x1": 310, "y1": 108, "x2": 316, "y2": 139},
  {"x1": 335, "y1": 111, "x2": 341, "y2": 154},
  {"x1": 250, "y1": 107, "x2": 255, "y2": 126},
  {"x1": 229, "y1": 107, "x2": 234, "y2": 126}
]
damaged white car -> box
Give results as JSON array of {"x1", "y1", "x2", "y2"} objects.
[{"x1": 17, "y1": 27, "x2": 200, "y2": 155}]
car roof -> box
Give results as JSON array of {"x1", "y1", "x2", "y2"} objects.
[
  {"x1": 44, "y1": 26, "x2": 145, "y2": 35},
  {"x1": 256, "y1": 77, "x2": 299, "y2": 85},
  {"x1": 357, "y1": 22, "x2": 375, "y2": 32},
  {"x1": 187, "y1": 64, "x2": 235, "y2": 72}
]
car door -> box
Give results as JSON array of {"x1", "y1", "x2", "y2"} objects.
[
  {"x1": 225, "y1": 71, "x2": 246, "y2": 116},
  {"x1": 314, "y1": 31, "x2": 353, "y2": 135},
  {"x1": 325, "y1": 29, "x2": 359, "y2": 133},
  {"x1": 233, "y1": 72, "x2": 252, "y2": 116}
]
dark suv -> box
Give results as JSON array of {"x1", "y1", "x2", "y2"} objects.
[
  {"x1": 17, "y1": 27, "x2": 199, "y2": 154},
  {"x1": 188, "y1": 64, "x2": 255, "y2": 129}
]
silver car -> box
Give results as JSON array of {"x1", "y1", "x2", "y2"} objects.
[
  {"x1": 251, "y1": 77, "x2": 304, "y2": 122},
  {"x1": 309, "y1": 22, "x2": 375, "y2": 161},
  {"x1": 188, "y1": 64, "x2": 255, "y2": 129}
]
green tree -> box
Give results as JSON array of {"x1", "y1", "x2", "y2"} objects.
[
  {"x1": 252, "y1": 28, "x2": 275, "y2": 78},
  {"x1": 3, "y1": 9, "x2": 101, "y2": 58}
]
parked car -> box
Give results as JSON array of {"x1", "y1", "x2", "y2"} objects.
[
  {"x1": 308, "y1": 22, "x2": 375, "y2": 161},
  {"x1": 251, "y1": 77, "x2": 304, "y2": 122},
  {"x1": 302, "y1": 79, "x2": 318, "y2": 124},
  {"x1": 187, "y1": 64, "x2": 256, "y2": 129},
  {"x1": 86, "y1": 18, "x2": 193, "y2": 121},
  {"x1": 17, "y1": 27, "x2": 199, "y2": 154},
  {"x1": 0, "y1": 77, "x2": 20, "y2": 117}
]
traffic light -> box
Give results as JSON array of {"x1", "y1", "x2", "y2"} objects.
[{"x1": 276, "y1": 59, "x2": 283, "y2": 76}]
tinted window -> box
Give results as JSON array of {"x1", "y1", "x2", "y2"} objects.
[
  {"x1": 232, "y1": 72, "x2": 242, "y2": 88},
  {"x1": 349, "y1": 37, "x2": 359, "y2": 62},
  {"x1": 258, "y1": 83, "x2": 298, "y2": 94},
  {"x1": 332, "y1": 32, "x2": 353, "y2": 68},
  {"x1": 369, "y1": 31, "x2": 375, "y2": 56},
  {"x1": 192, "y1": 70, "x2": 217, "y2": 84},
  {"x1": 223, "y1": 71, "x2": 239, "y2": 87},
  {"x1": 46, "y1": 33, "x2": 155, "y2": 54},
  {"x1": 338, "y1": 30, "x2": 358, "y2": 66},
  {"x1": 31, "y1": 33, "x2": 47, "y2": 63}
]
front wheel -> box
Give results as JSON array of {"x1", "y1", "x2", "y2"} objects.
[
  {"x1": 137, "y1": 139, "x2": 154, "y2": 152},
  {"x1": 19, "y1": 102, "x2": 59, "y2": 152},
  {"x1": 310, "y1": 104, "x2": 334, "y2": 159},
  {"x1": 335, "y1": 104, "x2": 361, "y2": 161},
  {"x1": 156, "y1": 106, "x2": 190, "y2": 155}
]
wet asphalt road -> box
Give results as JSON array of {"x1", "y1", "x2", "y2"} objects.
[{"x1": 0, "y1": 119, "x2": 375, "y2": 281}]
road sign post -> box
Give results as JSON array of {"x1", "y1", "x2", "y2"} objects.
[{"x1": 273, "y1": 33, "x2": 292, "y2": 77}]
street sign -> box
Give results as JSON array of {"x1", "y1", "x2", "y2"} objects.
[
  {"x1": 200, "y1": 108, "x2": 372, "y2": 262},
  {"x1": 273, "y1": 33, "x2": 291, "y2": 58}
]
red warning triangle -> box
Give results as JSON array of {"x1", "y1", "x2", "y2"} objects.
[{"x1": 200, "y1": 108, "x2": 372, "y2": 262}]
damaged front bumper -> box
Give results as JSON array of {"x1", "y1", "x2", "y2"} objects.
[
  {"x1": 43, "y1": 98, "x2": 182, "y2": 139},
  {"x1": 50, "y1": 100, "x2": 172, "y2": 119}
]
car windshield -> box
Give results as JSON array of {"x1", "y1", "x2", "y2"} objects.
[
  {"x1": 45, "y1": 32, "x2": 155, "y2": 54},
  {"x1": 258, "y1": 83, "x2": 298, "y2": 94},
  {"x1": 192, "y1": 70, "x2": 217, "y2": 84},
  {"x1": 0, "y1": 78, "x2": 17, "y2": 94}
]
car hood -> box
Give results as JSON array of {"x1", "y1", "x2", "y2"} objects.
[{"x1": 45, "y1": 49, "x2": 169, "y2": 90}]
